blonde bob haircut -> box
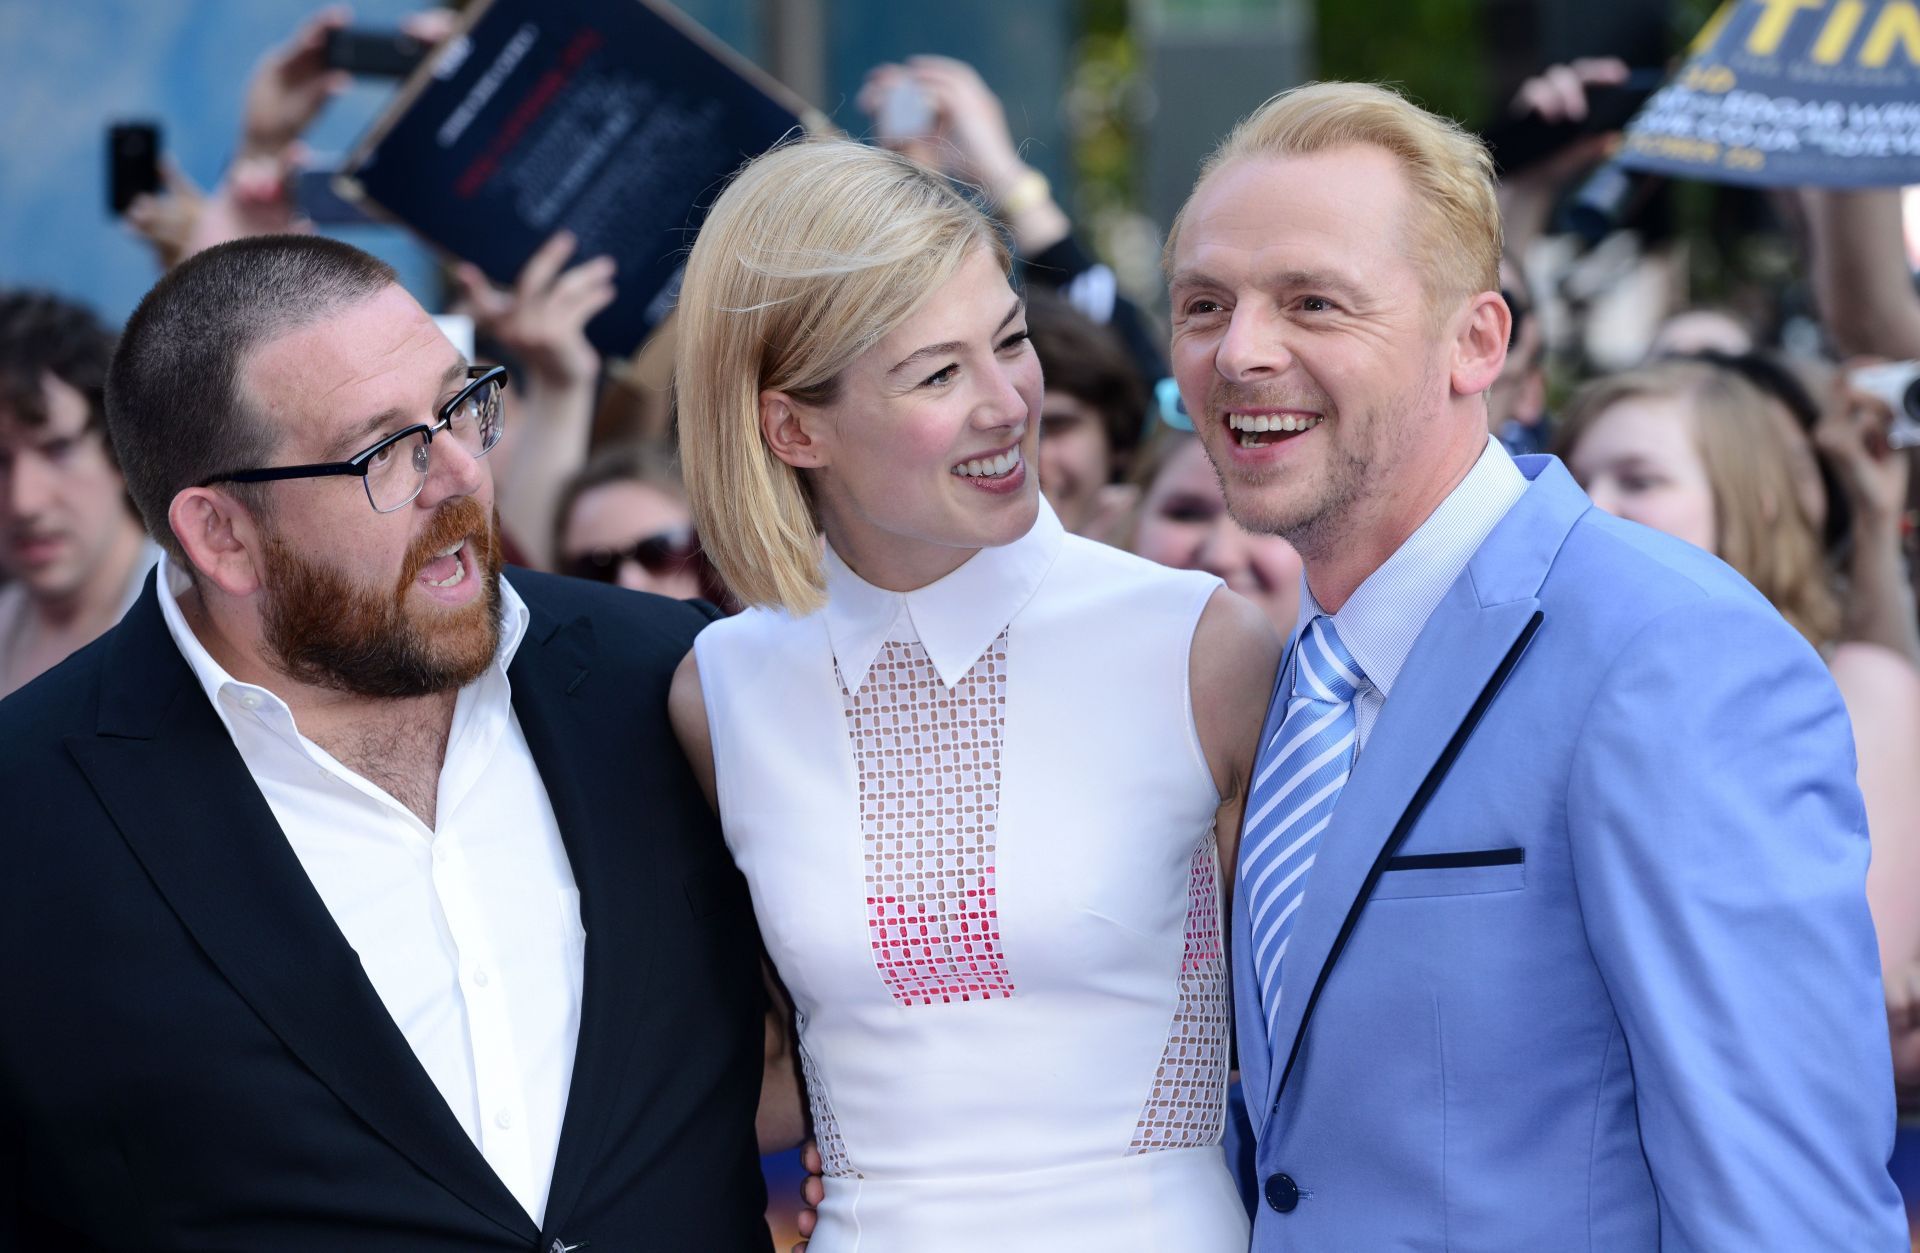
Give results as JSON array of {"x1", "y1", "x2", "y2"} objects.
[
  {"x1": 675, "y1": 138, "x2": 1009, "y2": 615},
  {"x1": 1556, "y1": 360, "x2": 1841, "y2": 649},
  {"x1": 1166, "y1": 82, "x2": 1501, "y2": 318}
]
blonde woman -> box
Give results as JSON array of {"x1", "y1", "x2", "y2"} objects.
[
  {"x1": 667, "y1": 138, "x2": 1276, "y2": 1249},
  {"x1": 1558, "y1": 359, "x2": 1920, "y2": 985}
]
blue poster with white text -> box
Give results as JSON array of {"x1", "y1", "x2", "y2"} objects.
[{"x1": 1618, "y1": 0, "x2": 1920, "y2": 188}]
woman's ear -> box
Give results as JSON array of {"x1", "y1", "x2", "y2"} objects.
[
  {"x1": 167, "y1": 487, "x2": 266, "y2": 597},
  {"x1": 760, "y1": 390, "x2": 830, "y2": 471}
]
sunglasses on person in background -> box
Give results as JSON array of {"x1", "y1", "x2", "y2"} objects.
[
  {"x1": 562, "y1": 527, "x2": 701, "y2": 583},
  {"x1": 199, "y1": 366, "x2": 508, "y2": 513}
]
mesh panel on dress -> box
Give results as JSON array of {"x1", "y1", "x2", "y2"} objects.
[
  {"x1": 797, "y1": 1029, "x2": 857, "y2": 1178},
  {"x1": 839, "y1": 633, "x2": 1015, "y2": 1006},
  {"x1": 1128, "y1": 833, "x2": 1230, "y2": 1152}
]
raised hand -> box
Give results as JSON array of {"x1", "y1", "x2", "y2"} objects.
[
  {"x1": 857, "y1": 56, "x2": 1068, "y2": 252},
  {"x1": 454, "y1": 231, "x2": 617, "y2": 390},
  {"x1": 240, "y1": 6, "x2": 353, "y2": 161},
  {"x1": 124, "y1": 158, "x2": 206, "y2": 272},
  {"x1": 859, "y1": 56, "x2": 1029, "y2": 196},
  {"x1": 1814, "y1": 365, "x2": 1911, "y2": 528}
]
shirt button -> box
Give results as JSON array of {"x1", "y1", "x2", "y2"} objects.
[
  {"x1": 495, "y1": 1109, "x2": 514, "y2": 1129},
  {"x1": 240, "y1": 693, "x2": 262, "y2": 710},
  {"x1": 472, "y1": 967, "x2": 490, "y2": 987},
  {"x1": 434, "y1": 845, "x2": 450, "y2": 864}
]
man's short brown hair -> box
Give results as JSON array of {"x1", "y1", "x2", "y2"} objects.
[{"x1": 106, "y1": 235, "x2": 397, "y2": 561}]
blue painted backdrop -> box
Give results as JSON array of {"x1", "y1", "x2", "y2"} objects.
[{"x1": 0, "y1": 0, "x2": 448, "y2": 320}]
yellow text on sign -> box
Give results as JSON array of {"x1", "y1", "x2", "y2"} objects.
[{"x1": 1744, "y1": 0, "x2": 1920, "y2": 66}]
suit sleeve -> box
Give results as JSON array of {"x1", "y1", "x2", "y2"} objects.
[{"x1": 1566, "y1": 593, "x2": 1907, "y2": 1251}]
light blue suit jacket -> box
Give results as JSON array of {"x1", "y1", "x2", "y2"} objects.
[{"x1": 1234, "y1": 456, "x2": 1906, "y2": 1250}]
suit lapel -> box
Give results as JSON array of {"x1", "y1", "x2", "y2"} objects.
[
  {"x1": 508, "y1": 604, "x2": 658, "y2": 1238},
  {"x1": 66, "y1": 583, "x2": 537, "y2": 1243},
  {"x1": 1259, "y1": 456, "x2": 1588, "y2": 1112}
]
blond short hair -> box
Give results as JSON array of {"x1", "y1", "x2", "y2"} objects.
[
  {"x1": 1166, "y1": 82, "x2": 1501, "y2": 314},
  {"x1": 1557, "y1": 360, "x2": 1841, "y2": 648},
  {"x1": 675, "y1": 138, "x2": 1006, "y2": 614}
]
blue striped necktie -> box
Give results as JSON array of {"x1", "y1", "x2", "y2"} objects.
[{"x1": 1241, "y1": 615, "x2": 1366, "y2": 1048}]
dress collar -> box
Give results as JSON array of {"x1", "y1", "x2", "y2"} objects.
[{"x1": 823, "y1": 496, "x2": 1066, "y2": 693}]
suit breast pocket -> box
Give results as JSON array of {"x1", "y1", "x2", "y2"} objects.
[{"x1": 1372, "y1": 847, "x2": 1526, "y2": 900}]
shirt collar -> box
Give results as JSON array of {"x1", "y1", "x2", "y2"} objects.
[
  {"x1": 1298, "y1": 436, "x2": 1527, "y2": 698},
  {"x1": 156, "y1": 549, "x2": 533, "y2": 724},
  {"x1": 823, "y1": 496, "x2": 1066, "y2": 693}
]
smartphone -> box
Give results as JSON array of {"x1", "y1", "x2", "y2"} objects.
[
  {"x1": 293, "y1": 157, "x2": 377, "y2": 226},
  {"x1": 1482, "y1": 68, "x2": 1664, "y2": 176},
  {"x1": 107, "y1": 121, "x2": 161, "y2": 215},
  {"x1": 1849, "y1": 361, "x2": 1920, "y2": 450},
  {"x1": 323, "y1": 28, "x2": 427, "y2": 78},
  {"x1": 877, "y1": 80, "x2": 934, "y2": 143},
  {"x1": 1583, "y1": 71, "x2": 1665, "y2": 134}
]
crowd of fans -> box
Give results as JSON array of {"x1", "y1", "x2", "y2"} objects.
[{"x1": 6, "y1": 0, "x2": 1920, "y2": 1152}]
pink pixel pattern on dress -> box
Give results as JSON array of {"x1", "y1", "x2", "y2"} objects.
[
  {"x1": 1129, "y1": 836, "x2": 1230, "y2": 1151},
  {"x1": 840, "y1": 633, "x2": 1015, "y2": 1006}
]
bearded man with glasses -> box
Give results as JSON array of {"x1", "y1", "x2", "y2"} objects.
[{"x1": 0, "y1": 236, "x2": 774, "y2": 1252}]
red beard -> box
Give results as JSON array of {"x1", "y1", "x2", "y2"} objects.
[{"x1": 260, "y1": 498, "x2": 505, "y2": 698}]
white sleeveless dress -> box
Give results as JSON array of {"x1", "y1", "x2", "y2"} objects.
[{"x1": 694, "y1": 500, "x2": 1250, "y2": 1251}]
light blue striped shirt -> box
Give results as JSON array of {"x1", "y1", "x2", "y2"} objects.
[{"x1": 1297, "y1": 437, "x2": 1528, "y2": 752}]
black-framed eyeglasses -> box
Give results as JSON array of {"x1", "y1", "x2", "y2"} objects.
[
  {"x1": 200, "y1": 365, "x2": 509, "y2": 513},
  {"x1": 561, "y1": 527, "x2": 702, "y2": 584}
]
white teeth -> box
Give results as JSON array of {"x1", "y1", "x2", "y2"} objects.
[
  {"x1": 426, "y1": 561, "x2": 466, "y2": 589},
  {"x1": 1228, "y1": 413, "x2": 1322, "y2": 437},
  {"x1": 423, "y1": 540, "x2": 467, "y2": 588},
  {"x1": 952, "y1": 447, "x2": 1023, "y2": 478}
]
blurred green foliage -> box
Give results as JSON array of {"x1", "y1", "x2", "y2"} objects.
[
  {"x1": 1070, "y1": 0, "x2": 1138, "y2": 226},
  {"x1": 1315, "y1": 0, "x2": 1487, "y2": 126}
]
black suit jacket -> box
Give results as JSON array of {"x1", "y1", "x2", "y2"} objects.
[{"x1": 0, "y1": 569, "x2": 771, "y2": 1252}]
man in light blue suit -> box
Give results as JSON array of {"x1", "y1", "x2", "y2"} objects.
[{"x1": 1167, "y1": 83, "x2": 1907, "y2": 1248}]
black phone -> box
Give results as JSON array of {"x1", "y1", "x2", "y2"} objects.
[
  {"x1": 323, "y1": 28, "x2": 426, "y2": 78},
  {"x1": 107, "y1": 121, "x2": 161, "y2": 215},
  {"x1": 1482, "y1": 69, "x2": 1664, "y2": 177},
  {"x1": 294, "y1": 158, "x2": 378, "y2": 226}
]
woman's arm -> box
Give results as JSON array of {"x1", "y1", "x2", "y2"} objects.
[
  {"x1": 1799, "y1": 189, "x2": 1920, "y2": 363},
  {"x1": 1830, "y1": 642, "x2": 1920, "y2": 977},
  {"x1": 667, "y1": 649, "x2": 717, "y2": 806},
  {"x1": 1188, "y1": 587, "x2": 1284, "y2": 895},
  {"x1": 1813, "y1": 371, "x2": 1920, "y2": 666}
]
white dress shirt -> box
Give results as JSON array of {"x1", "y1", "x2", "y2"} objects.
[
  {"x1": 1298, "y1": 436, "x2": 1529, "y2": 751},
  {"x1": 156, "y1": 553, "x2": 582, "y2": 1226}
]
